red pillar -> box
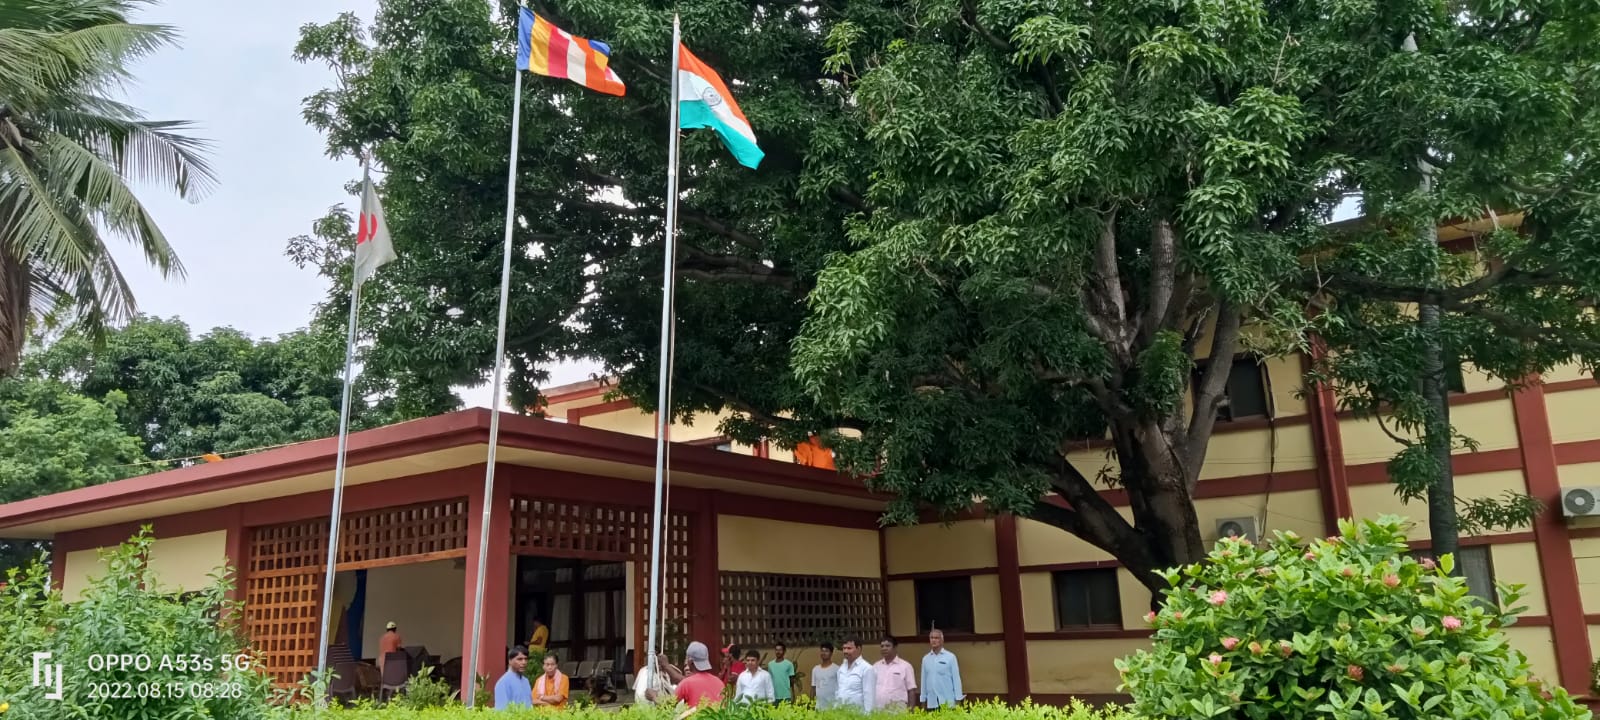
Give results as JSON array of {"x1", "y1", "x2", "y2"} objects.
[
  {"x1": 463, "y1": 470, "x2": 513, "y2": 686},
  {"x1": 690, "y1": 492, "x2": 721, "y2": 650},
  {"x1": 224, "y1": 506, "x2": 249, "y2": 605},
  {"x1": 1510, "y1": 377, "x2": 1592, "y2": 692},
  {"x1": 1304, "y1": 344, "x2": 1353, "y2": 534},
  {"x1": 994, "y1": 515, "x2": 1030, "y2": 702}
]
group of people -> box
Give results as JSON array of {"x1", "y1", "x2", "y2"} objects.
[{"x1": 631, "y1": 629, "x2": 964, "y2": 713}]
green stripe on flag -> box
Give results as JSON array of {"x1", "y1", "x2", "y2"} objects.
[{"x1": 679, "y1": 101, "x2": 763, "y2": 170}]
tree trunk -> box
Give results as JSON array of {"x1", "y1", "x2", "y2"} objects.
[
  {"x1": 0, "y1": 249, "x2": 28, "y2": 374},
  {"x1": 1418, "y1": 301, "x2": 1459, "y2": 561}
]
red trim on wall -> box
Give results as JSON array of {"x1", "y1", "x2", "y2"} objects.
[
  {"x1": 1543, "y1": 378, "x2": 1597, "y2": 395},
  {"x1": 1405, "y1": 532, "x2": 1537, "y2": 550},
  {"x1": 544, "y1": 383, "x2": 610, "y2": 406},
  {"x1": 1019, "y1": 560, "x2": 1121, "y2": 575},
  {"x1": 893, "y1": 633, "x2": 1006, "y2": 643},
  {"x1": 1556, "y1": 438, "x2": 1600, "y2": 466},
  {"x1": 1510, "y1": 378, "x2": 1592, "y2": 693},
  {"x1": 887, "y1": 568, "x2": 998, "y2": 582},
  {"x1": 1344, "y1": 447, "x2": 1524, "y2": 487},
  {"x1": 994, "y1": 515, "x2": 1029, "y2": 702},
  {"x1": 1515, "y1": 615, "x2": 1555, "y2": 627},
  {"x1": 224, "y1": 506, "x2": 248, "y2": 605},
  {"x1": 691, "y1": 492, "x2": 721, "y2": 650},
  {"x1": 462, "y1": 478, "x2": 513, "y2": 681},
  {"x1": 566, "y1": 398, "x2": 638, "y2": 425},
  {"x1": 50, "y1": 546, "x2": 65, "y2": 592},
  {"x1": 754, "y1": 441, "x2": 771, "y2": 460},
  {"x1": 1566, "y1": 527, "x2": 1600, "y2": 540},
  {"x1": 1304, "y1": 346, "x2": 1353, "y2": 533},
  {"x1": 1024, "y1": 629, "x2": 1154, "y2": 641},
  {"x1": 878, "y1": 527, "x2": 891, "y2": 636}
]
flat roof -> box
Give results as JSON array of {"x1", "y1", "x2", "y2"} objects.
[{"x1": 0, "y1": 408, "x2": 882, "y2": 539}]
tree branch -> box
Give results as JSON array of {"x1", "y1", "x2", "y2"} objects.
[
  {"x1": 694, "y1": 382, "x2": 872, "y2": 434},
  {"x1": 1183, "y1": 299, "x2": 1242, "y2": 489},
  {"x1": 1138, "y1": 218, "x2": 1177, "y2": 345}
]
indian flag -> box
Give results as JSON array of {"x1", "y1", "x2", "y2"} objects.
[{"x1": 676, "y1": 44, "x2": 763, "y2": 169}]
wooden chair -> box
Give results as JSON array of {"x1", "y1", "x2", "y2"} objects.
[
  {"x1": 379, "y1": 651, "x2": 410, "y2": 703},
  {"x1": 351, "y1": 663, "x2": 381, "y2": 698}
]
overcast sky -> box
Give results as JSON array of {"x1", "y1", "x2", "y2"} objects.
[{"x1": 108, "y1": 0, "x2": 598, "y2": 408}]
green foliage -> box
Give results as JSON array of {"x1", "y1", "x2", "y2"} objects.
[
  {"x1": 272, "y1": 696, "x2": 1129, "y2": 720},
  {"x1": 0, "y1": 526, "x2": 275, "y2": 719},
  {"x1": 1117, "y1": 516, "x2": 1591, "y2": 719},
  {"x1": 395, "y1": 666, "x2": 458, "y2": 709},
  {"x1": 24, "y1": 315, "x2": 384, "y2": 464},
  {"x1": 0, "y1": 0, "x2": 217, "y2": 371},
  {"x1": 292, "y1": 0, "x2": 1600, "y2": 592}
]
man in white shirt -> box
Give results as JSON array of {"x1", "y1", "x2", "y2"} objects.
[
  {"x1": 632, "y1": 652, "x2": 682, "y2": 705},
  {"x1": 733, "y1": 649, "x2": 775, "y2": 704},
  {"x1": 811, "y1": 642, "x2": 840, "y2": 710},
  {"x1": 834, "y1": 636, "x2": 876, "y2": 712}
]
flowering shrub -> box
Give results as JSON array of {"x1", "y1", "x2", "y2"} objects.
[{"x1": 1116, "y1": 515, "x2": 1591, "y2": 720}]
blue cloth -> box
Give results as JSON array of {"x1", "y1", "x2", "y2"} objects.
[
  {"x1": 920, "y1": 650, "x2": 963, "y2": 709},
  {"x1": 495, "y1": 670, "x2": 533, "y2": 709}
]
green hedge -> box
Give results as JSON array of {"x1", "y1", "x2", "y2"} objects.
[{"x1": 273, "y1": 698, "x2": 1133, "y2": 720}]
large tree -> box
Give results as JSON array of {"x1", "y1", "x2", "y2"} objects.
[
  {"x1": 0, "y1": 0, "x2": 216, "y2": 371},
  {"x1": 25, "y1": 315, "x2": 375, "y2": 462},
  {"x1": 293, "y1": 0, "x2": 1600, "y2": 591}
]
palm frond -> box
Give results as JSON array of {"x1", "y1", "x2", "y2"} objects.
[
  {"x1": 43, "y1": 104, "x2": 218, "y2": 199},
  {"x1": 40, "y1": 132, "x2": 187, "y2": 277}
]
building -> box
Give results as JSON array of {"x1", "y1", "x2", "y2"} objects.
[{"x1": 3, "y1": 227, "x2": 1599, "y2": 702}]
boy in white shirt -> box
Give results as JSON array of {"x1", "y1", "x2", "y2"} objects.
[
  {"x1": 733, "y1": 648, "x2": 775, "y2": 704},
  {"x1": 810, "y1": 642, "x2": 840, "y2": 709}
]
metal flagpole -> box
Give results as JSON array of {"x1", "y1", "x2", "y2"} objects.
[
  {"x1": 313, "y1": 155, "x2": 371, "y2": 704},
  {"x1": 464, "y1": 65, "x2": 526, "y2": 708},
  {"x1": 644, "y1": 12, "x2": 684, "y2": 696}
]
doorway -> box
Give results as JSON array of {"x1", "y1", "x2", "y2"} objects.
[{"x1": 514, "y1": 556, "x2": 627, "y2": 663}]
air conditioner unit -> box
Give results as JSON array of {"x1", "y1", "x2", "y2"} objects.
[
  {"x1": 1216, "y1": 516, "x2": 1259, "y2": 543},
  {"x1": 1561, "y1": 487, "x2": 1600, "y2": 518}
]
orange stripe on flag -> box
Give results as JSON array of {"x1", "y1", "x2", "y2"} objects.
[
  {"x1": 528, "y1": 15, "x2": 553, "y2": 76},
  {"x1": 677, "y1": 45, "x2": 750, "y2": 126},
  {"x1": 578, "y1": 38, "x2": 604, "y2": 88}
]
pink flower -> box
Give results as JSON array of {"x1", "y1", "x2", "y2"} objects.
[
  {"x1": 1279, "y1": 641, "x2": 1293, "y2": 657},
  {"x1": 1248, "y1": 641, "x2": 1263, "y2": 655},
  {"x1": 1208, "y1": 653, "x2": 1223, "y2": 666},
  {"x1": 1209, "y1": 590, "x2": 1229, "y2": 606},
  {"x1": 1442, "y1": 616, "x2": 1462, "y2": 630},
  {"x1": 1420, "y1": 557, "x2": 1436, "y2": 570},
  {"x1": 1144, "y1": 611, "x2": 1157, "y2": 624},
  {"x1": 1256, "y1": 567, "x2": 1272, "y2": 576},
  {"x1": 1220, "y1": 550, "x2": 1235, "y2": 558},
  {"x1": 1303, "y1": 552, "x2": 1316, "y2": 561},
  {"x1": 1173, "y1": 611, "x2": 1185, "y2": 620},
  {"x1": 1386, "y1": 664, "x2": 1405, "y2": 673},
  {"x1": 1238, "y1": 536, "x2": 1253, "y2": 546},
  {"x1": 1341, "y1": 567, "x2": 1354, "y2": 577},
  {"x1": 1383, "y1": 574, "x2": 1400, "y2": 587},
  {"x1": 1346, "y1": 665, "x2": 1364, "y2": 681},
  {"x1": 1412, "y1": 627, "x2": 1427, "y2": 638},
  {"x1": 1326, "y1": 536, "x2": 1342, "y2": 544},
  {"x1": 1221, "y1": 637, "x2": 1239, "y2": 650}
]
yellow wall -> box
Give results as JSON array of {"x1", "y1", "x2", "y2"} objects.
[
  {"x1": 1339, "y1": 400, "x2": 1520, "y2": 467},
  {"x1": 61, "y1": 547, "x2": 109, "y2": 600},
  {"x1": 1572, "y1": 537, "x2": 1600, "y2": 614},
  {"x1": 884, "y1": 520, "x2": 995, "y2": 574},
  {"x1": 1028, "y1": 638, "x2": 1149, "y2": 694},
  {"x1": 146, "y1": 530, "x2": 228, "y2": 593},
  {"x1": 1504, "y1": 626, "x2": 1560, "y2": 686},
  {"x1": 972, "y1": 575, "x2": 1004, "y2": 635},
  {"x1": 362, "y1": 558, "x2": 467, "y2": 659},
  {"x1": 1544, "y1": 362, "x2": 1592, "y2": 385},
  {"x1": 899, "y1": 641, "x2": 1008, "y2": 694},
  {"x1": 1193, "y1": 489, "x2": 1324, "y2": 547},
  {"x1": 1348, "y1": 470, "x2": 1526, "y2": 542},
  {"x1": 887, "y1": 580, "x2": 917, "y2": 637},
  {"x1": 1017, "y1": 516, "x2": 1119, "y2": 566},
  {"x1": 1197, "y1": 426, "x2": 1316, "y2": 481},
  {"x1": 1017, "y1": 569, "x2": 1151, "y2": 633},
  {"x1": 1490, "y1": 542, "x2": 1548, "y2": 615},
  {"x1": 717, "y1": 515, "x2": 880, "y2": 577},
  {"x1": 581, "y1": 408, "x2": 658, "y2": 436},
  {"x1": 1547, "y1": 386, "x2": 1600, "y2": 445}
]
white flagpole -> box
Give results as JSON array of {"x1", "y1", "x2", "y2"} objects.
[
  {"x1": 644, "y1": 13, "x2": 683, "y2": 695},
  {"x1": 313, "y1": 155, "x2": 371, "y2": 703},
  {"x1": 464, "y1": 60, "x2": 526, "y2": 709}
]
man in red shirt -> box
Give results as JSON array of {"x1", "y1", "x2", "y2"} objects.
[{"x1": 675, "y1": 641, "x2": 725, "y2": 708}]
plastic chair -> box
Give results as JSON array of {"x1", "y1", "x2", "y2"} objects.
[
  {"x1": 576, "y1": 659, "x2": 596, "y2": 681},
  {"x1": 328, "y1": 662, "x2": 359, "y2": 705},
  {"x1": 379, "y1": 651, "x2": 410, "y2": 703},
  {"x1": 560, "y1": 661, "x2": 580, "y2": 677}
]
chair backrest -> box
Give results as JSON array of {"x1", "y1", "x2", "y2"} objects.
[
  {"x1": 329, "y1": 662, "x2": 359, "y2": 692},
  {"x1": 560, "y1": 661, "x2": 579, "y2": 677},
  {"x1": 353, "y1": 663, "x2": 382, "y2": 689},
  {"x1": 576, "y1": 659, "x2": 595, "y2": 678},
  {"x1": 381, "y1": 652, "x2": 411, "y2": 687},
  {"x1": 596, "y1": 659, "x2": 615, "y2": 674}
]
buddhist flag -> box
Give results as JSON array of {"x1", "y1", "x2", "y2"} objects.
[
  {"x1": 676, "y1": 44, "x2": 763, "y2": 169},
  {"x1": 354, "y1": 172, "x2": 396, "y2": 286},
  {"x1": 517, "y1": 8, "x2": 626, "y2": 96}
]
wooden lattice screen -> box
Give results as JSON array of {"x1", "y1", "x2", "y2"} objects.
[
  {"x1": 639, "y1": 511, "x2": 693, "y2": 653},
  {"x1": 244, "y1": 498, "x2": 469, "y2": 685},
  {"x1": 245, "y1": 519, "x2": 326, "y2": 686},
  {"x1": 719, "y1": 572, "x2": 885, "y2": 649}
]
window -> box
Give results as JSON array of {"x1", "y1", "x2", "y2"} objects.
[
  {"x1": 1194, "y1": 356, "x2": 1271, "y2": 421},
  {"x1": 1053, "y1": 569, "x2": 1122, "y2": 629},
  {"x1": 1408, "y1": 546, "x2": 1496, "y2": 605},
  {"x1": 914, "y1": 577, "x2": 974, "y2": 634},
  {"x1": 720, "y1": 573, "x2": 886, "y2": 648}
]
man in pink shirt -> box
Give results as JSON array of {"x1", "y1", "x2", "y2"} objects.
[
  {"x1": 874, "y1": 637, "x2": 917, "y2": 711},
  {"x1": 675, "y1": 641, "x2": 726, "y2": 708}
]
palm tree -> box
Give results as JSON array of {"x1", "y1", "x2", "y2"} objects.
[{"x1": 0, "y1": 0, "x2": 215, "y2": 371}]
